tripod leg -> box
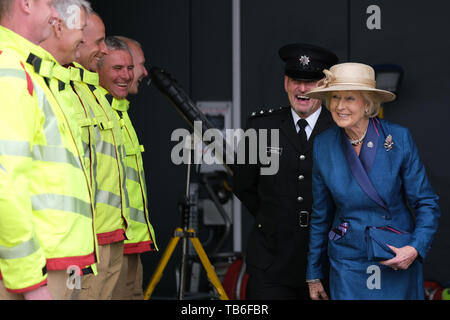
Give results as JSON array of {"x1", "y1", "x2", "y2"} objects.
[
  {"x1": 190, "y1": 236, "x2": 229, "y2": 300},
  {"x1": 178, "y1": 233, "x2": 189, "y2": 300},
  {"x1": 144, "y1": 235, "x2": 181, "y2": 300}
]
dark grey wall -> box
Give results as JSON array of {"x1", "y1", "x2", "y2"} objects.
[
  {"x1": 90, "y1": 0, "x2": 450, "y2": 297},
  {"x1": 349, "y1": 0, "x2": 450, "y2": 283},
  {"x1": 90, "y1": 0, "x2": 233, "y2": 298}
]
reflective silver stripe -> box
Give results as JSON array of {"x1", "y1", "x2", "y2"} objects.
[
  {"x1": 0, "y1": 163, "x2": 6, "y2": 173},
  {"x1": 126, "y1": 167, "x2": 140, "y2": 183},
  {"x1": 0, "y1": 67, "x2": 64, "y2": 146},
  {"x1": 31, "y1": 194, "x2": 91, "y2": 218},
  {"x1": 129, "y1": 207, "x2": 147, "y2": 224},
  {"x1": 0, "y1": 79, "x2": 81, "y2": 169},
  {"x1": 0, "y1": 141, "x2": 81, "y2": 169},
  {"x1": 32, "y1": 145, "x2": 81, "y2": 169},
  {"x1": 95, "y1": 189, "x2": 121, "y2": 209},
  {"x1": 82, "y1": 141, "x2": 90, "y2": 158},
  {"x1": 0, "y1": 68, "x2": 27, "y2": 80},
  {"x1": 0, "y1": 237, "x2": 40, "y2": 260},
  {"x1": 140, "y1": 169, "x2": 148, "y2": 196},
  {"x1": 91, "y1": 136, "x2": 98, "y2": 196},
  {"x1": 0, "y1": 140, "x2": 31, "y2": 157},
  {"x1": 118, "y1": 145, "x2": 129, "y2": 209},
  {"x1": 123, "y1": 183, "x2": 130, "y2": 210},
  {"x1": 34, "y1": 84, "x2": 63, "y2": 146},
  {"x1": 96, "y1": 139, "x2": 117, "y2": 158}
]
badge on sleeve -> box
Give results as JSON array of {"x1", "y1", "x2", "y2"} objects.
[{"x1": 267, "y1": 147, "x2": 283, "y2": 156}]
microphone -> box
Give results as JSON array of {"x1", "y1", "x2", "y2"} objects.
[{"x1": 149, "y1": 67, "x2": 235, "y2": 175}]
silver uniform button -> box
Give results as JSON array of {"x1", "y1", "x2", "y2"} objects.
[
  {"x1": 297, "y1": 196, "x2": 304, "y2": 202},
  {"x1": 299, "y1": 155, "x2": 306, "y2": 160},
  {"x1": 258, "y1": 224, "x2": 262, "y2": 228},
  {"x1": 298, "y1": 175, "x2": 305, "y2": 181}
]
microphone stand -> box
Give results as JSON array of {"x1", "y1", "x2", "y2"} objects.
[
  {"x1": 178, "y1": 134, "x2": 193, "y2": 300},
  {"x1": 144, "y1": 134, "x2": 229, "y2": 300},
  {"x1": 144, "y1": 67, "x2": 237, "y2": 300}
]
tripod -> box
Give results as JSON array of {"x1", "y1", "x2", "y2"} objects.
[{"x1": 144, "y1": 135, "x2": 229, "y2": 300}]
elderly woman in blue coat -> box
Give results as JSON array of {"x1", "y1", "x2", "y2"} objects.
[{"x1": 304, "y1": 63, "x2": 440, "y2": 300}]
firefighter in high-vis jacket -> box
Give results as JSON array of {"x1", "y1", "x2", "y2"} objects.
[
  {"x1": 39, "y1": 3, "x2": 132, "y2": 300},
  {"x1": 97, "y1": 36, "x2": 158, "y2": 300},
  {"x1": 0, "y1": 0, "x2": 98, "y2": 300},
  {"x1": 112, "y1": 36, "x2": 158, "y2": 300}
]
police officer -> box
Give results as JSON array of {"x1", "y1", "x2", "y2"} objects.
[{"x1": 233, "y1": 43, "x2": 338, "y2": 299}]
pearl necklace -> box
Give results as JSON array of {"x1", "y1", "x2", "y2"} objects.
[{"x1": 349, "y1": 127, "x2": 368, "y2": 146}]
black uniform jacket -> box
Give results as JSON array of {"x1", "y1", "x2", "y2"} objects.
[{"x1": 233, "y1": 106, "x2": 334, "y2": 286}]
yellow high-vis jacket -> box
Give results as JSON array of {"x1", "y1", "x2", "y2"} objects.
[
  {"x1": 69, "y1": 62, "x2": 131, "y2": 245},
  {"x1": 103, "y1": 91, "x2": 157, "y2": 254},
  {"x1": 30, "y1": 56, "x2": 131, "y2": 246},
  {"x1": 0, "y1": 26, "x2": 97, "y2": 293}
]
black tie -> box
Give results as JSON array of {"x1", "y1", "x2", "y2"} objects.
[{"x1": 297, "y1": 119, "x2": 308, "y2": 147}]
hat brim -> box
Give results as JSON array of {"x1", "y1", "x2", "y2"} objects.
[
  {"x1": 285, "y1": 70, "x2": 324, "y2": 82},
  {"x1": 305, "y1": 85, "x2": 396, "y2": 103}
]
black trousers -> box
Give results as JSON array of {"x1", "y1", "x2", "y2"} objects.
[{"x1": 245, "y1": 267, "x2": 310, "y2": 300}]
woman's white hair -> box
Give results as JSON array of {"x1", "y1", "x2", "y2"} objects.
[
  {"x1": 324, "y1": 90, "x2": 382, "y2": 118},
  {"x1": 54, "y1": 0, "x2": 92, "y2": 29}
]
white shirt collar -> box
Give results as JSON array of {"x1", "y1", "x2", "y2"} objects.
[{"x1": 291, "y1": 106, "x2": 322, "y2": 139}]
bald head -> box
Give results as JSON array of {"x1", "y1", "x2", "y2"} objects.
[{"x1": 76, "y1": 12, "x2": 107, "y2": 71}]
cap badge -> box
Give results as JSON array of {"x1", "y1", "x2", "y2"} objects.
[{"x1": 299, "y1": 55, "x2": 310, "y2": 67}]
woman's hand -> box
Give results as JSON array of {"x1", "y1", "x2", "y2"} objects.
[
  {"x1": 379, "y1": 245, "x2": 418, "y2": 270},
  {"x1": 308, "y1": 281, "x2": 329, "y2": 300}
]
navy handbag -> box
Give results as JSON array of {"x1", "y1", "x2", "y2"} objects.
[{"x1": 365, "y1": 226, "x2": 413, "y2": 261}]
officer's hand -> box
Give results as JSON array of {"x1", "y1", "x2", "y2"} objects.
[
  {"x1": 23, "y1": 285, "x2": 53, "y2": 300},
  {"x1": 308, "y1": 281, "x2": 329, "y2": 300}
]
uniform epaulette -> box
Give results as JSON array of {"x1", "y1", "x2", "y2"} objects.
[{"x1": 250, "y1": 106, "x2": 288, "y2": 118}]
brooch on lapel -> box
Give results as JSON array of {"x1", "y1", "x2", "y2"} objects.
[{"x1": 384, "y1": 134, "x2": 394, "y2": 151}]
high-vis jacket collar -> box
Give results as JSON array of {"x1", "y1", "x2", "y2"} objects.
[
  {"x1": 72, "y1": 62, "x2": 99, "y2": 85},
  {"x1": 0, "y1": 26, "x2": 57, "y2": 66}
]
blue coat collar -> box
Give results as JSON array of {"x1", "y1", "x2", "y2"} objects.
[{"x1": 341, "y1": 118, "x2": 390, "y2": 212}]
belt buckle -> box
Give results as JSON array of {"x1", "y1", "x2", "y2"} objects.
[{"x1": 299, "y1": 211, "x2": 309, "y2": 228}]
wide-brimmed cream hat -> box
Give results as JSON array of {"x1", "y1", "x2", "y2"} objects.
[{"x1": 305, "y1": 62, "x2": 396, "y2": 103}]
